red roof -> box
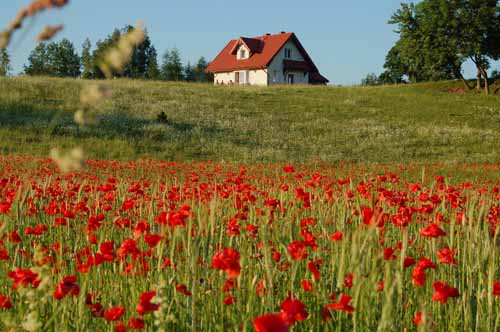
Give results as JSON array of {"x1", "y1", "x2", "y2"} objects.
[{"x1": 205, "y1": 32, "x2": 328, "y2": 83}]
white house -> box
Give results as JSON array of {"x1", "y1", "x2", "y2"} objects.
[{"x1": 205, "y1": 32, "x2": 329, "y2": 86}]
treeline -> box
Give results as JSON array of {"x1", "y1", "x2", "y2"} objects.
[
  {"x1": 20, "y1": 25, "x2": 213, "y2": 82},
  {"x1": 362, "y1": 0, "x2": 500, "y2": 94}
]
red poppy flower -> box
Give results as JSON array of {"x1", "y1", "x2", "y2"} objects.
[
  {"x1": 136, "y1": 291, "x2": 159, "y2": 315},
  {"x1": 253, "y1": 313, "x2": 289, "y2": 332},
  {"x1": 301, "y1": 280, "x2": 313, "y2": 292},
  {"x1": 175, "y1": 284, "x2": 192, "y2": 296},
  {"x1": 494, "y1": 281, "x2": 500, "y2": 296},
  {"x1": 0, "y1": 294, "x2": 12, "y2": 310},
  {"x1": 328, "y1": 294, "x2": 355, "y2": 313},
  {"x1": 283, "y1": 165, "x2": 295, "y2": 173},
  {"x1": 288, "y1": 241, "x2": 308, "y2": 261},
  {"x1": 412, "y1": 257, "x2": 436, "y2": 286},
  {"x1": 54, "y1": 275, "x2": 80, "y2": 300},
  {"x1": 211, "y1": 248, "x2": 241, "y2": 278},
  {"x1": 307, "y1": 260, "x2": 322, "y2": 281},
  {"x1": 343, "y1": 273, "x2": 354, "y2": 288},
  {"x1": 7, "y1": 268, "x2": 41, "y2": 290},
  {"x1": 413, "y1": 311, "x2": 423, "y2": 326},
  {"x1": 403, "y1": 256, "x2": 416, "y2": 268},
  {"x1": 128, "y1": 317, "x2": 145, "y2": 329},
  {"x1": 432, "y1": 281, "x2": 459, "y2": 304},
  {"x1": 223, "y1": 294, "x2": 236, "y2": 305},
  {"x1": 144, "y1": 234, "x2": 162, "y2": 248},
  {"x1": 114, "y1": 321, "x2": 127, "y2": 332},
  {"x1": 104, "y1": 306, "x2": 126, "y2": 322},
  {"x1": 280, "y1": 295, "x2": 308, "y2": 325},
  {"x1": 437, "y1": 247, "x2": 457, "y2": 265},
  {"x1": 419, "y1": 223, "x2": 446, "y2": 238},
  {"x1": 330, "y1": 231, "x2": 343, "y2": 242}
]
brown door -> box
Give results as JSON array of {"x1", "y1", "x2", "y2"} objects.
[{"x1": 235, "y1": 72, "x2": 240, "y2": 84}]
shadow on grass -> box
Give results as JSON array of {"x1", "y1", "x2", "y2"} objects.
[{"x1": 0, "y1": 102, "x2": 262, "y2": 154}]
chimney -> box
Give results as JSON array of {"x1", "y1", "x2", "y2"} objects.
[
  {"x1": 266, "y1": 33, "x2": 271, "y2": 36},
  {"x1": 281, "y1": 31, "x2": 286, "y2": 34}
]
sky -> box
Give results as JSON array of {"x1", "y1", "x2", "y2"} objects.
[{"x1": 1, "y1": 0, "x2": 498, "y2": 85}]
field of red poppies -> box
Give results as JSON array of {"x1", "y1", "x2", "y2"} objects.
[{"x1": 1, "y1": 155, "x2": 500, "y2": 331}]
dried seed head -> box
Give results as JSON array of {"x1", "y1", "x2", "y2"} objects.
[
  {"x1": 80, "y1": 84, "x2": 112, "y2": 106},
  {"x1": 50, "y1": 147, "x2": 84, "y2": 173},
  {"x1": 99, "y1": 21, "x2": 145, "y2": 78},
  {"x1": 37, "y1": 24, "x2": 64, "y2": 42}
]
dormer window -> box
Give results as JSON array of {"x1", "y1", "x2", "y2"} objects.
[
  {"x1": 239, "y1": 49, "x2": 247, "y2": 59},
  {"x1": 284, "y1": 48, "x2": 292, "y2": 59}
]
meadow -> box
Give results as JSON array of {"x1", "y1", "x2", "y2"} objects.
[
  {"x1": 0, "y1": 156, "x2": 500, "y2": 331},
  {"x1": 0, "y1": 76, "x2": 499, "y2": 163},
  {"x1": 1, "y1": 77, "x2": 500, "y2": 332}
]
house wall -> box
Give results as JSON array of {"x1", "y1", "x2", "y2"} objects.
[
  {"x1": 267, "y1": 40, "x2": 308, "y2": 85},
  {"x1": 214, "y1": 72, "x2": 235, "y2": 85},
  {"x1": 214, "y1": 69, "x2": 268, "y2": 86}
]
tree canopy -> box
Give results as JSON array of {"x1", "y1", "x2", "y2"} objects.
[{"x1": 384, "y1": 0, "x2": 500, "y2": 93}]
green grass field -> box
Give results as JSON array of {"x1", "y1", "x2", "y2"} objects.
[{"x1": 1, "y1": 76, "x2": 499, "y2": 163}]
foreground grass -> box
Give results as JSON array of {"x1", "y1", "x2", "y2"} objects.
[
  {"x1": 0, "y1": 157, "x2": 499, "y2": 331},
  {"x1": 0, "y1": 76, "x2": 499, "y2": 164}
]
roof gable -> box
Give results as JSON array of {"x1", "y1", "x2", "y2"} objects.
[{"x1": 206, "y1": 32, "x2": 295, "y2": 72}]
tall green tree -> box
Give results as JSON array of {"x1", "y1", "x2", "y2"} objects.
[
  {"x1": 81, "y1": 38, "x2": 93, "y2": 79},
  {"x1": 145, "y1": 46, "x2": 160, "y2": 80},
  {"x1": 387, "y1": 0, "x2": 500, "y2": 93},
  {"x1": 0, "y1": 48, "x2": 11, "y2": 76},
  {"x1": 50, "y1": 38, "x2": 81, "y2": 77},
  {"x1": 91, "y1": 28, "x2": 122, "y2": 79},
  {"x1": 184, "y1": 62, "x2": 195, "y2": 82},
  {"x1": 194, "y1": 56, "x2": 212, "y2": 82},
  {"x1": 161, "y1": 48, "x2": 184, "y2": 81},
  {"x1": 24, "y1": 40, "x2": 81, "y2": 77},
  {"x1": 24, "y1": 43, "x2": 51, "y2": 76}
]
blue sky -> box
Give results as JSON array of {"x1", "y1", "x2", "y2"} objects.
[{"x1": 1, "y1": 0, "x2": 498, "y2": 85}]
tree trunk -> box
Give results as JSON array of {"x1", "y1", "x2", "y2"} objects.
[
  {"x1": 476, "y1": 69, "x2": 482, "y2": 91},
  {"x1": 457, "y1": 72, "x2": 473, "y2": 90},
  {"x1": 482, "y1": 70, "x2": 490, "y2": 95}
]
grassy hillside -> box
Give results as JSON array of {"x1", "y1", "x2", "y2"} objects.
[{"x1": 0, "y1": 76, "x2": 499, "y2": 163}]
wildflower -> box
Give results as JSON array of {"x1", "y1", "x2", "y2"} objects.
[
  {"x1": 307, "y1": 259, "x2": 323, "y2": 281},
  {"x1": 343, "y1": 273, "x2": 354, "y2": 288},
  {"x1": 432, "y1": 281, "x2": 459, "y2": 304},
  {"x1": 280, "y1": 295, "x2": 308, "y2": 325},
  {"x1": 437, "y1": 247, "x2": 457, "y2": 265},
  {"x1": 54, "y1": 275, "x2": 80, "y2": 300},
  {"x1": 8, "y1": 268, "x2": 40, "y2": 290},
  {"x1": 211, "y1": 248, "x2": 241, "y2": 278},
  {"x1": 330, "y1": 231, "x2": 343, "y2": 242},
  {"x1": 136, "y1": 291, "x2": 159, "y2": 315},
  {"x1": 327, "y1": 294, "x2": 355, "y2": 313},
  {"x1": 128, "y1": 317, "x2": 145, "y2": 329},
  {"x1": 175, "y1": 284, "x2": 192, "y2": 297},
  {"x1": 144, "y1": 234, "x2": 162, "y2": 248},
  {"x1": 253, "y1": 313, "x2": 289, "y2": 332},
  {"x1": 0, "y1": 294, "x2": 12, "y2": 309},
  {"x1": 288, "y1": 241, "x2": 308, "y2": 261},
  {"x1": 419, "y1": 223, "x2": 446, "y2": 238},
  {"x1": 493, "y1": 282, "x2": 500, "y2": 296},
  {"x1": 301, "y1": 280, "x2": 313, "y2": 292},
  {"x1": 412, "y1": 257, "x2": 436, "y2": 286},
  {"x1": 104, "y1": 306, "x2": 126, "y2": 322},
  {"x1": 223, "y1": 295, "x2": 236, "y2": 305}
]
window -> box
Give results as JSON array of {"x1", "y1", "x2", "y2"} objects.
[
  {"x1": 273, "y1": 70, "x2": 278, "y2": 82},
  {"x1": 239, "y1": 49, "x2": 247, "y2": 59},
  {"x1": 284, "y1": 48, "x2": 291, "y2": 59}
]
